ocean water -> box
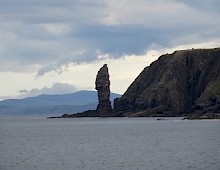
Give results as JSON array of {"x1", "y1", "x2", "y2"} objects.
[{"x1": 0, "y1": 116, "x2": 219, "y2": 170}]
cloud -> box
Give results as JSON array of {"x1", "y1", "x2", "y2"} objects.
[
  {"x1": 0, "y1": 0, "x2": 219, "y2": 75},
  {"x1": 19, "y1": 83, "x2": 77, "y2": 97}
]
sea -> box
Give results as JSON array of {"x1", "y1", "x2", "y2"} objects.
[{"x1": 0, "y1": 116, "x2": 219, "y2": 170}]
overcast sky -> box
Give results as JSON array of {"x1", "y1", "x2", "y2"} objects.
[{"x1": 0, "y1": 0, "x2": 220, "y2": 100}]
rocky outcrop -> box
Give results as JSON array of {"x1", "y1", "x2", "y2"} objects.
[
  {"x1": 51, "y1": 64, "x2": 113, "y2": 118},
  {"x1": 114, "y1": 48, "x2": 220, "y2": 117},
  {"x1": 95, "y1": 64, "x2": 112, "y2": 117}
]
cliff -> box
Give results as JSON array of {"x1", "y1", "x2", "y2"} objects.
[{"x1": 114, "y1": 48, "x2": 220, "y2": 117}]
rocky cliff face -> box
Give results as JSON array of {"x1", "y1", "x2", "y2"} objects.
[
  {"x1": 95, "y1": 64, "x2": 112, "y2": 117},
  {"x1": 114, "y1": 48, "x2": 220, "y2": 116}
]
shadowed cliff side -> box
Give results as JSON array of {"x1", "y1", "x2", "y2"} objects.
[{"x1": 114, "y1": 48, "x2": 220, "y2": 117}]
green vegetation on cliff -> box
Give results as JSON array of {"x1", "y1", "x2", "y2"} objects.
[
  {"x1": 114, "y1": 48, "x2": 220, "y2": 117},
  {"x1": 197, "y1": 75, "x2": 220, "y2": 103}
]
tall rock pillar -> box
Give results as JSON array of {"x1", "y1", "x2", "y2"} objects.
[{"x1": 95, "y1": 64, "x2": 112, "y2": 117}]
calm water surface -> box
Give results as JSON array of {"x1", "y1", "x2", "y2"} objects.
[{"x1": 0, "y1": 116, "x2": 219, "y2": 170}]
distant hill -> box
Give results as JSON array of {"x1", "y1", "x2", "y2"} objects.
[
  {"x1": 0, "y1": 90, "x2": 120, "y2": 106},
  {"x1": 0, "y1": 90, "x2": 121, "y2": 115}
]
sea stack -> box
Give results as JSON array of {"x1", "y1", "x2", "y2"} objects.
[{"x1": 95, "y1": 64, "x2": 112, "y2": 117}]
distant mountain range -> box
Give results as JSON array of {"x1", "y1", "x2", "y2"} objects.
[{"x1": 0, "y1": 90, "x2": 121, "y2": 115}]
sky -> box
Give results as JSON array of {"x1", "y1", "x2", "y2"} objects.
[{"x1": 0, "y1": 0, "x2": 220, "y2": 100}]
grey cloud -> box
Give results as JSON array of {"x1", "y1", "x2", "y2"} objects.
[
  {"x1": 0, "y1": 0, "x2": 106, "y2": 23},
  {"x1": 19, "y1": 83, "x2": 77, "y2": 97},
  {"x1": 0, "y1": 0, "x2": 220, "y2": 75},
  {"x1": 36, "y1": 59, "x2": 71, "y2": 76},
  {"x1": 19, "y1": 89, "x2": 28, "y2": 93},
  {"x1": 183, "y1": 0, "x2": 220, "y2": 13},
  {"x1": 37, "y1": 65, "x2": 61, "y2": 77}
]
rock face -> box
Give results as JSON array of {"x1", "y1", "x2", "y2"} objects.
[
  {"x1": 53, "y1": 64, "x2": 113, "y2": 118},
  {"x1": 114, "y1": 48, "x2": 220, "y2": 117},
  {"x1": 95, "y1": 64, "x2": 112, "y2": 117}
]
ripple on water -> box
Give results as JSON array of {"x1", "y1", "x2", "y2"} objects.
[{"x1": 0, "y1": 117, "x2": 220, "y2": 170}]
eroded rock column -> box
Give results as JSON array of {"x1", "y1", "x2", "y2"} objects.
[{"x1": 95, "y1": 64, "x2": 112, "y2": 117}]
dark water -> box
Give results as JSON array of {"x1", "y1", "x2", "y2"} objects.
[{"x1": 0, "y1": 116, "x2": 219, "y2": 170}]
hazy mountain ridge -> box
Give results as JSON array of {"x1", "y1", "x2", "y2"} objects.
[
  {"x1": 0, "y1": 91, "x2": 121, "y2": 115},
  {"x1": 0, "y1": 103, "x2": 97, "y2": 115}
]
